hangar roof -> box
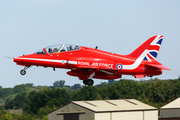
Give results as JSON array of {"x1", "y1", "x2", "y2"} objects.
[
  {"x1": 72, "y1": 99, "x2": 157, "y2": 112},
  {"x1": 161, "y1": 98, "x2": 180, "y2": 109}
]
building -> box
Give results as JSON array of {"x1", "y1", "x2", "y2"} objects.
[
  {"x1": 48, "y1": 99, "x2": 158, "y2": 120},
  {"x1": 8, "y1": 109, "x2": 23, "y2": 115},
  {"x1": 160, "y1": 98, "x2": 180, "y2": 120}
]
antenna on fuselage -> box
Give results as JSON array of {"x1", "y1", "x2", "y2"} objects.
[{"x1": 95, "y1": 46, "x2": 98, "y2": 49}]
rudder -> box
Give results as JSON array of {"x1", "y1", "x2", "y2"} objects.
[{"x1": 128, "y1": 35, "x2": 163, "y2": 61}]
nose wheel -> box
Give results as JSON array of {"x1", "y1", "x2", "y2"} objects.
[
  {"x1": 83, "y1": 79, "x2": 94, "y2": 86},
  {"x1": 20, "y1": 70, "x2": 26, "y2": 75},
  {"x1": 20, "y1": 66, "x2": 29, "y2": 75}
]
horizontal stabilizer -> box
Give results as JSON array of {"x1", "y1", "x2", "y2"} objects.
[{"x1": 145, "y1": 63, "x2": 171, "y2": 70}]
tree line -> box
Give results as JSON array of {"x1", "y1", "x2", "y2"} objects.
[{"x1": 1, "y1": 78, "x2": 180, "y2": 119}]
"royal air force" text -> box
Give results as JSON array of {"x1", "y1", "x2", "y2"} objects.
[{"x1": 78, "y1": 61, "x2": 113, "y2": 69}]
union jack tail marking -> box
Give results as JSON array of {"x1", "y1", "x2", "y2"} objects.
[{"x1": 128, "y1": 35, "x2": 163, "y2": 62}]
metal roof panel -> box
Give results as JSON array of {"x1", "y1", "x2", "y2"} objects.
[{"x1": 72, "y1": 99, "x2": 157, "y2": 112}]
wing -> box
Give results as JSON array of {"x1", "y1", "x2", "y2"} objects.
[{"x1": 67, "y1": 68, "x2": 122, "y2": 80}]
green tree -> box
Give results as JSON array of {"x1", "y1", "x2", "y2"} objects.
[
  {"x1": 72, "y1": 86, "x2": 99, "y2": 101},
  {"x1": 53, "y1": 80, "x2": 65, "y2": 88},
  {"x1": 95, "y1": 93, "x2": 102, "y2": 100},
  {"x1": 37, "y1": 107, "x2": 52, "y2": 118},
  {"x1": 14, "y1": 85, "x2": 26, "y2": 94},
  {"x1": 42, "y1": 115, "x2": 48, "y2": 120},
  {"x1": 4, "y1": 92, "x2": 27, "y2": 109},
  {"x1": 0, "y1": 88, "x2": 14, "y2": 98},
  {"x1": 71, "y1": 84, "x2": 81, "y2": 90},
  {"x1": 23, "y1": 88, "x2": 71, "y2": 114}
]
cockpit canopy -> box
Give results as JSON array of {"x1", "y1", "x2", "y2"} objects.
[{"x1": 36, "y1": 44, "x2": 81, "y2": 54}]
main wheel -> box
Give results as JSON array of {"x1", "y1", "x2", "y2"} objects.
[
  {"x1": 20, "y1": 70, "x2": 26, "y2": 75},
  {"x1": 87, "y1": 79, "x2": 94, "y2": 86},
  {"x1": 83, "y1": 80, "x2": 88, "y2": 85}
]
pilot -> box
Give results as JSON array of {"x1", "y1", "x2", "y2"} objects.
[
  {"x1": 69, "y1": 45, "x2": 74, "y2": 51},
  {"x1": 48, "y1": 48, "x2": 53, "y2": 53},
  {"x1": 53, "y1": 48, "x2": 59, "y2": 53},
  {"x1": 74, "y1": 45, "x2": 79, "y2": 50}
]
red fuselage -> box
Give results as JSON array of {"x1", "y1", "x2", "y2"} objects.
[
  {"x1": 14, "y1": 46, "x2": 162, "y2": 80},
  {"x1": 13, "y1": 35, "x2": 170, "y2": 86}
]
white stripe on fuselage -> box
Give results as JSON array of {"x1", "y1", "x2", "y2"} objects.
[
  {"x1": 17, "y1": 58, "x2": 77, "y2": 65},
  {"x1": 122, "y1": 50, "x2": 149, "y2": 70}
]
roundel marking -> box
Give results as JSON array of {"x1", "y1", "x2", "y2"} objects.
[{"x1": 116, "y1": 63, "x2": 123, "y2": 70}]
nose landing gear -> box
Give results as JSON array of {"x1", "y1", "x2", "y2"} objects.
[
  {"x1": 20, "y1": 66, "x2": 29, "y2": 75},
  {"x1": 83, "y1": 79, "x2": 94, "y2": 86}
]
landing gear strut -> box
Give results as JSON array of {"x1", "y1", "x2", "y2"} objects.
[
  {"x1": 83, "y1": 79, "x2": 94, "y2": 86},
  {"x1": 20, "y1": 66, "x2": 29, "y2": 75}
]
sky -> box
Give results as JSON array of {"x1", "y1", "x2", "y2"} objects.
[{"x1": 0, "y1": 0, "x2": 180, "y2": 88}]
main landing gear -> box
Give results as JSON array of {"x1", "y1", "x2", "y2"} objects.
[
  {"x1": 20, "y1": 66, "x2": 29, "y2": 75},
  {"x1": 83, "y1": 79, "x2": 94, "y2": 86}
]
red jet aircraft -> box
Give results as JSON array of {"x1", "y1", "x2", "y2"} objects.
[{"x1": 13, "y1": 35, "x2": 170, "y2": 86}]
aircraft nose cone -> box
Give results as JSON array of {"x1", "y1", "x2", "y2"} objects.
[
  {"x1": 13, "y1": 57, "x2": 19, "y2": 62},
  {"x1": 13, "y1": 57, "x2": 23, "y2": 63},
  {"x1": 13, "y1": 57, "x2": 17, "y2": 62}
]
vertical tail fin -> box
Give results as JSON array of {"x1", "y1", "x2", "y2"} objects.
[{"x1": 128, "y1": 35, "x2": 163, "y2": 61}]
